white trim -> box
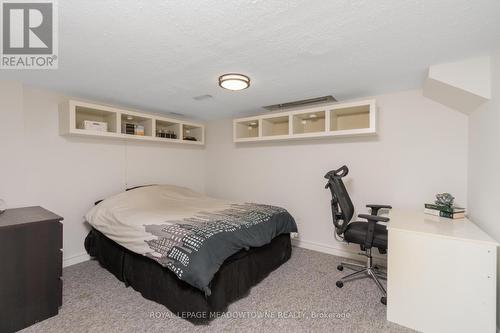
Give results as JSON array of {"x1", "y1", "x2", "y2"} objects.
[
  {"x1": 63, "y1": 252, "x2": 91, "y2": 267},
  {"x1": 292, "y1": 238, "x2": 387, "y2": 264}
]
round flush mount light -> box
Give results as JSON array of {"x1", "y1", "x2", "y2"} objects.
[{"x1": 218, "y1": 73, "x2": 250, "y2": 91}]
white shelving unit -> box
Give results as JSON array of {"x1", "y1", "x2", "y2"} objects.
[
  {"x1": 60, "y1": 100, "x2": 205, "y2": 145},
  {"x1": 233, "y1": 99, "x2": 376, "y2": 142}
]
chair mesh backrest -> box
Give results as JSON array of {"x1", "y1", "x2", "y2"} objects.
[
  {"x1": 325, "y1": 166, "x2": 354, "y2": 235},
  {"x1": 330, "y1": 177, "x2": 354, "y2": 224}
]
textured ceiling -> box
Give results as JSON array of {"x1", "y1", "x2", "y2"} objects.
[{"x1": 3, "y1": 0, "x2": 500, "y2": 120}]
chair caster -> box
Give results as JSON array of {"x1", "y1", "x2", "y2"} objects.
[
  {"x1": 337, "y1": 265, "x2": 344, "y2": 271},
  {"x1": 381, "y1": 297, "x2": 387, "y2": 305},
  {"x1": 336, "y1": 281, "x2": 344, "y2": 288}
]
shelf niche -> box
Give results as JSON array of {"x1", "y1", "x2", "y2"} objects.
[
  {"x1": 262, "y1": 116, "x2": 289, "y2": 137},
  {"x1": 293, "y1": 111, "x2": 326, "y2": 134},
  {"x1": 330, "y1": 105, "x2": 370, "y2": 131},
  {"x1": 121, "y1": 114, "x2": 153, "y2": 137},
  {"x1": 235, "y1": 119, "x2": 259, "y2": 139},
  {"x1": 156, "y1": 120, "x2": 180, "y2": 140},
  {"x1": 182, "y1": 124, "x2": 203, "y2": 142},
  {"x1": 75, "y1": 106, "x2": 117, "y2": 133}
]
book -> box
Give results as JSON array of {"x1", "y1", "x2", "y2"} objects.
[
  {"x1": 424, "y1": 203, "x2": 465, "y2": 214},
  {"x1": 125, "y1": 123, "x2": 135, "y2": 135},
  {"x1": 424, "y1": 208, "x2": 465, "y2": 219}
]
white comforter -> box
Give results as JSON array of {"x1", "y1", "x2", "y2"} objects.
[{"x1": 85, "y1": 185, "x2": 233, "y2": 257}]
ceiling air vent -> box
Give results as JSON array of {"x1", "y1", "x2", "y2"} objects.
[
  {"x1": 263, "y1": 95, "x2": 337, "y2": 111},
  {"x1": 168, "y1": 112, "x2": 185, "y2": 117},
  {"x1": 193, "y1": 94, "x2": 213, "y2": 101}
]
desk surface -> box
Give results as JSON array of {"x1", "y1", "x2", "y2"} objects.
[{"x1": 387, "y1": 209, "x2": 498, "y2": 245}]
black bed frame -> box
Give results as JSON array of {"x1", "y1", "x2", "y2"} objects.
[{"x1": 84, "y1": 228, "x2": 292, "y2": 324}]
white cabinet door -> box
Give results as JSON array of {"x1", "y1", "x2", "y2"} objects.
[{"x1": 387, "y1": 229, "x2": 497, "y2": 333}]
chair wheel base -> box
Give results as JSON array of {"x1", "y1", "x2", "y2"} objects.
[
  {"x1": 336, "y1": 281, "x2": 344, "y2": 288},
  {"x1": 337, "y1": 265, "x2": 343, "y2": 271},
  {"x1": 381, "y1": 297, "x2": 387, "y2": 305}
]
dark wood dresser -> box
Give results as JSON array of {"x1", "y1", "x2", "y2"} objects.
[{"x1": 0, "y1": 206, "x2": 63, "y2": 333}]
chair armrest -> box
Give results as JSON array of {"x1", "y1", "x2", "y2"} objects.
[
  {"x1": 366, "y1": 204, "x2": 392, "y2": 216},
  {"x1": 358, "y1": 214, "x2": 389, "y2": 249},
  {"x1": 366, "y1": 204, "x2": 392, "y2": 209},
  {"x1": 358, "y1": 214, "x2": 389, "y2": 223}
]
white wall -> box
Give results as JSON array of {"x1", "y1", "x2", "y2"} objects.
[
  {"x1": 0, "y1": 82, "x2": 206, "y2": 265},
  {"x1": 429, "y1": 56, "x2": 491, "y2": 99},
  {"x1": 205, "y1": 89, "x2": 469, "y2": 257},
  {"x1": 0, "y1": 79, "x2": 489, "y2": 319},
  {"x1": 468, "y1": 49, "x2": 500, "y2": 328}
]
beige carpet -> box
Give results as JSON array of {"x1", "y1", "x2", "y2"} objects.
[{"x1": 21, "y1": 247, "x2": 414, "y2": 333}]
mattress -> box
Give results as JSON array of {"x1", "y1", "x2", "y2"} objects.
[
  {"x1": 85, "y1": 185, "x2": 298, "y2": 295},
  {"x1": 85, "y1": 228, "x2": 293, "y2": 324}
]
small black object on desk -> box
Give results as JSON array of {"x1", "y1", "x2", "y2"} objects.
[{"x1": 0, "y1": 206, "x2": 63, "y2": 333}]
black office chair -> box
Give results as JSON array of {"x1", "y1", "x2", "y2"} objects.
[{"x1": 324, "y1": 165, "x2": 392, "y2": 305}]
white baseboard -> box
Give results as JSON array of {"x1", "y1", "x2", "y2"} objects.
[
  {"x1": 63, "y1": 252, "x2": 91, "y2": 267},
  {"x1": 292, "y1": 238, "x2": 387, "y2": 264}
]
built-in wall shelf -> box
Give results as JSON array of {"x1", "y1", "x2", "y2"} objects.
[
  {"x1": 60, "y1": 100, "x2": 205, "y2": 145},
  {"x1": 233, "y1": 99, "x2": 376, "y2": 142}
]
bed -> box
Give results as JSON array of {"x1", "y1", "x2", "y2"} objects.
[{"x1": 84, "y1": 185, "x2": 297, "y2": 324}]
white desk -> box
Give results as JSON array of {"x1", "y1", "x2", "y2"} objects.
[{"x1": 386, "y1": 209, "x2": 498, "y2": 333}]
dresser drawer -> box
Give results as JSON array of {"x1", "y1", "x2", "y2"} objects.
[
  {"x1": 55, "y1": 221, "x2": 63, "y2": 250},
  {"x1": 57, "y1": 249, "x2": 63, "y2": 278},
  {"x1": 58, "y1": 277, "x2": 63, "y2": 307}
]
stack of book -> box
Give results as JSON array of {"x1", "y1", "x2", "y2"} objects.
[{"x1": 424, "y1": 203, "x2": 466, "y2": 219}]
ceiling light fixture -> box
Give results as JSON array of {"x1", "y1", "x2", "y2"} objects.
[{"x1": 218, "y1": 73, "x2": 250, "y2": 91}]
